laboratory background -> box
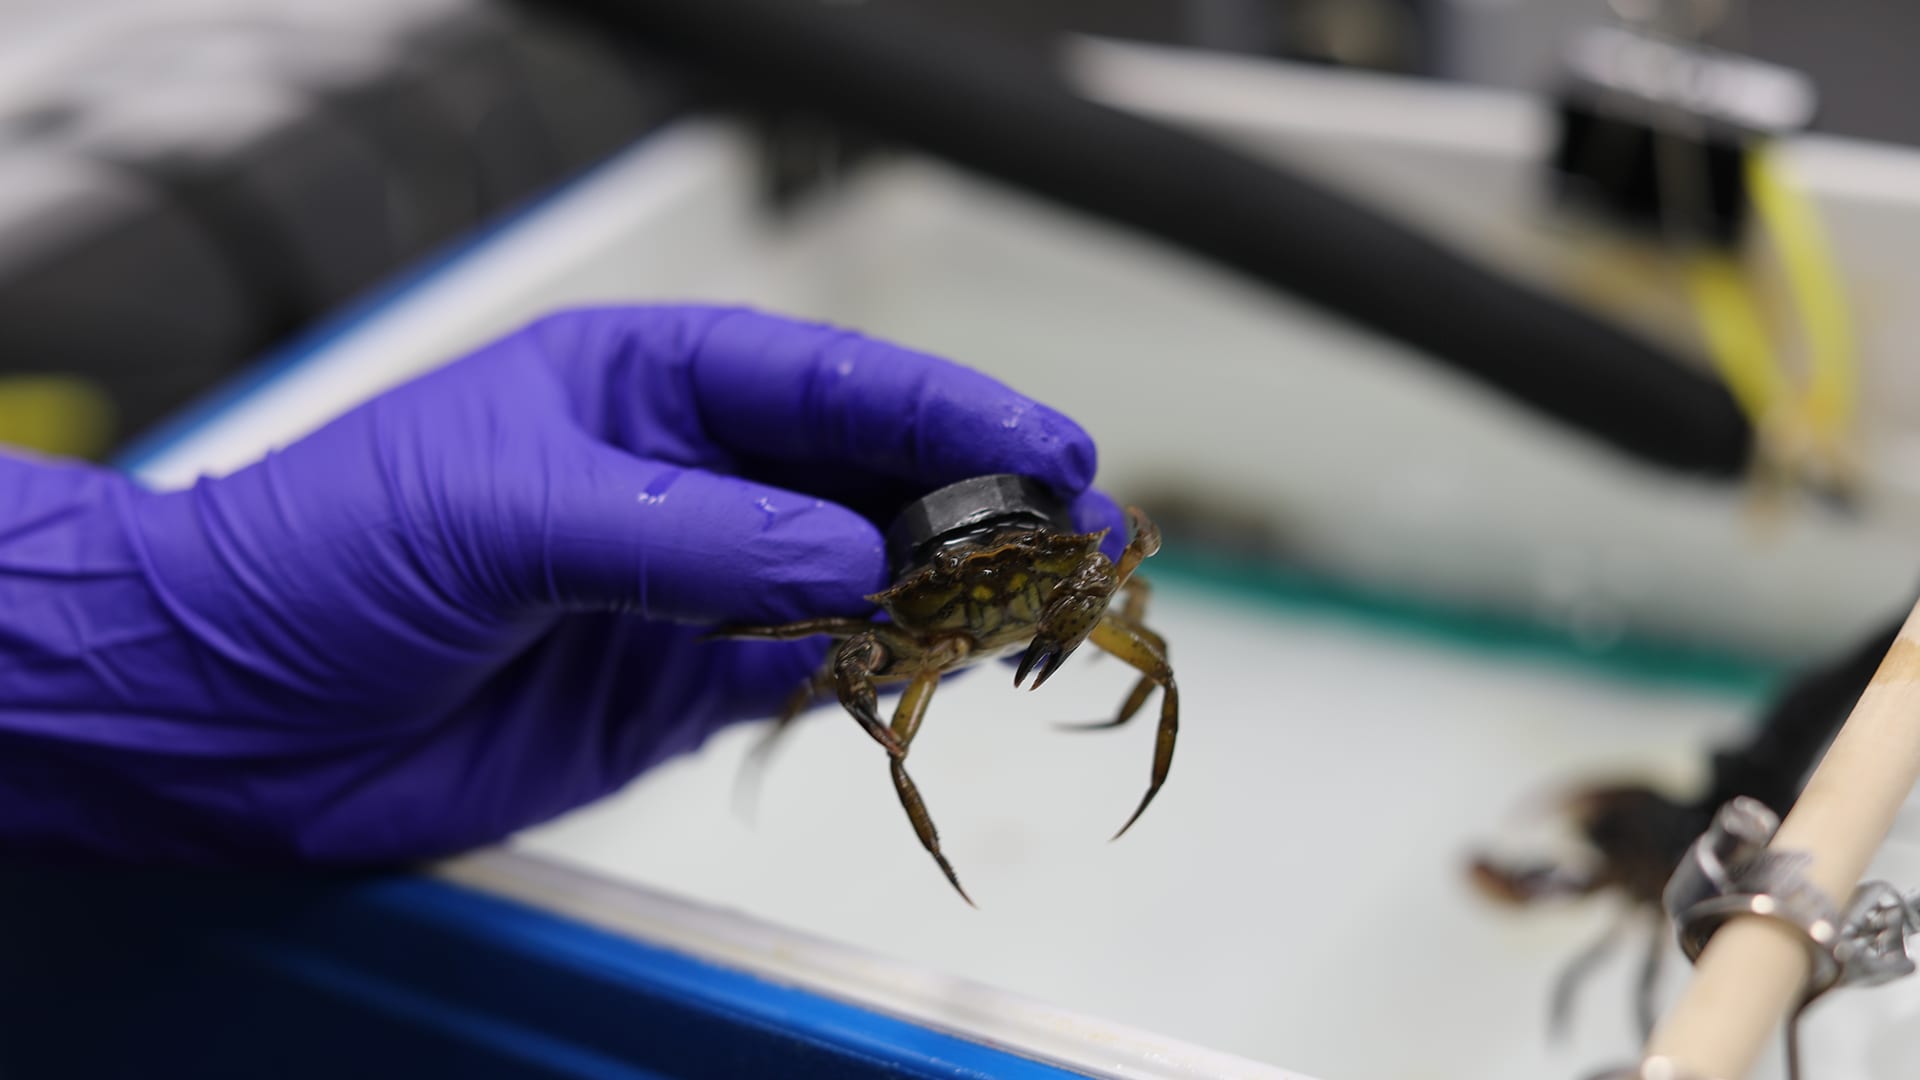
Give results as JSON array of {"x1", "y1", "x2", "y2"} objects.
[{"x1": 3, "y1": 1, "x2": 1920, "y2": 1078}]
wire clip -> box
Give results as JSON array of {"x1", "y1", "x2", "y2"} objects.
[{"x1": 1663, "y1": 796, "x2": 1920, "y2": 1003}]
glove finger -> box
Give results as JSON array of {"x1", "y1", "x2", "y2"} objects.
[
  {"x1": 532, "y1": 307, "x2": 1100, "y2": 498},
  {"x1": 525, "y1": 441, "x2": 888, "y2": 625}
]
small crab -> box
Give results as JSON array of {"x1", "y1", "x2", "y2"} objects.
[
  {"x1": 1469, "y1": 783, "x2": 1710, "y2": 1041},
  {"x1": 715, "y1": 490, "x2": 1175, "y2": 905},
  {"x1": 1465, "y1": 617, "x2": 1892, "y2": 1051}
]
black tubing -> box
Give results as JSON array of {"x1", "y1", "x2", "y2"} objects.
[
  {"x1": 545, "y1": 0, "x2": 1754, "y2": 476},
  {"x1": 1706, "y1": 611, "x2": 1903, "y2": 818}
]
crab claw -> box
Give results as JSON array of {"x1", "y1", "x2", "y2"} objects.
[
  {"x1": 1466, "y1": 782, "x2": 1709, "y2": 910},
  {"x1": 1467, "y1": 854, "x2": 1597, "y2": 905},
  {"x1": 1014, "y1": 637, "x2": 1076, "y2": 690}
]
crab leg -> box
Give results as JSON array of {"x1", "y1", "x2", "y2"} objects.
[
  {"x1": 713, "y1": 619, "x2": 917, "y2": 756},
  {"x1": 1086, "y1": 577, "x2": 1151, "y2": 668},
  {"x1": 1112, "y1": 507, "x2": 1161, "y2": 585},
  {"x1": 1546, "y1": 910, "x2": 1632, "y2": 1041},
  {"x1": 1117, "y1": 576, "x2": 1152, "y2": 623},
  {"x1": 733, "y1": 664, "x2": 837, "y2": 818},
  {"x1": 1060, "y1": 618, "x2": 1165, "y2": 731},
  {"x1": 886, "y1": 668, "x2": 974, "y2": 905},
  {"x1": 706, "y1": 617, "x2": 878, "y2": 641},
  {"x1": 1633, "y1": 910, "x2": 1667, "y2": 1043},
  {"x1": 832, "y1": 631, "x2": 905, "y2": 755},
  {"x1": 1088, "y1": 615, "x2": 1179, "y2": 840},
  {"x1": 1069, "y1": 576, "x2": 1157, "y2": 727}
]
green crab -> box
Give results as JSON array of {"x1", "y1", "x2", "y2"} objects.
[{"x1": 716, "y1": 502, "x2": 1175, "y2": 904}]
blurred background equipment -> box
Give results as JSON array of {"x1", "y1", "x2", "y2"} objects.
[
  {"x1": 1542, "y1": 8, "x2": 1862, "y2": 508},
  {"x1": 0, "y1": 0, "x2": 689, "y2": 454},
  {"x1": 10, "y1": 1, "x2": 1920, "y2": 1079},
  {"x1": 5, "y1": 1, "x2": 1916, "y2": 461}
]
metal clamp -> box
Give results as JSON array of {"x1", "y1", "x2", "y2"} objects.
[
  {"x1": 1648, "y1": 797, "x2": 1920, "y2": 1080},
  {"x1": 1662, "y1": 797, "x2": 1920, "y2": 1004}
]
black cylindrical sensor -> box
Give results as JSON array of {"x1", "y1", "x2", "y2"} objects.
[{"x1": 884, "y1": 474, "x2": 1072, "y2": 575}]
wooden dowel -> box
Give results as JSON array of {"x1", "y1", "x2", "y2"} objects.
[{"x1": 1642, "y1": 602, "x2": 1920, "y2": 1078}]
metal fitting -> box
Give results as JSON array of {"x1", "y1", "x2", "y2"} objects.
[{"x1": 1664, "y1": 797, "x2": 1920, "y2": 1004}]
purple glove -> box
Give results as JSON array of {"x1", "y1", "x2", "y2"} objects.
[{"x1": 0, "y1": 307, "x2": 1123, "y2": 864}]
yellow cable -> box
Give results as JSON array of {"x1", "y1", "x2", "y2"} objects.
[
  {"x1": 1562, "y1": 140, "x2": 1857, "y2": 500},
  {"x1": 1683, "y1": 250, "x2": 1787, "y2": 426},
  {"x1": 0, "y1": 376, "x2": 114, "y2": 459},
  {"x1": 1746, "y1": 144, "x2": 1858, "y2": 441}
]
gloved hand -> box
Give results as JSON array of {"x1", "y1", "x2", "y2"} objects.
[{"x1": 0, "y1": 307, "x2": 1123, "y2": 864}]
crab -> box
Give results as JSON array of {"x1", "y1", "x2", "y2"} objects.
[
  {"x1": 715, "y1": 505, "x2": 1175, "y2": 904},
  {"x1": 1464, "y1": 619, "x2": 1891, "y2": 1051},
  {"x1": 1469, "y1": 783, "x2": 1710, "y2": 1041}
]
